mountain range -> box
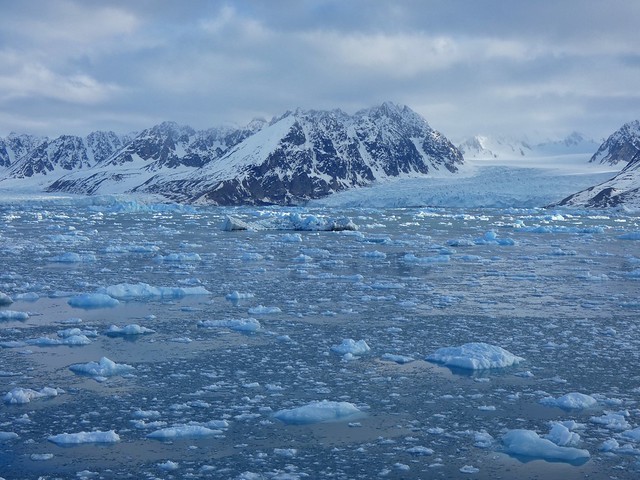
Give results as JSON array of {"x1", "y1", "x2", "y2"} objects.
[
  {"x1": 0, "y1": 103, "x2": 463, "y2": 205},
  {"x1": 1, "y1": 103, "x2": 640, "y2": 209}
]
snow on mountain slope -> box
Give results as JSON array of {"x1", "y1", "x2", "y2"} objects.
[
  {"x1": 589, "y1": 120, "x2": 640, "y2": 165},
  {"x1": 50, "y1": 102, "x2": 462, "y2": 205},
  {"x1": 0, "y1": 133, "x2": 46, "y2": 168},
  {"x1": 554, "y1": 153, "x2": 640, "y2": 209},
  {"x1": 458, "y1": 132, "x2": 599, "y2": 160}
]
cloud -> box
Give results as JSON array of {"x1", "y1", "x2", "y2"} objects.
[{"x1": 0, "y1": 0, "x2": 639, "y2": 140}]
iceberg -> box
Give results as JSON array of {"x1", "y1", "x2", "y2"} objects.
[
  {"x1": 274, "y1": 400, "x2": 363, "y2": 425},
  {"x1": 427, "y1": 342, "x2": 524, "y2": 370}
]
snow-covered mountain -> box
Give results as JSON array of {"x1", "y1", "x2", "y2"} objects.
[
  {"x1": 0, "y1": 133, "x2": 46, "y2": 168},
  {"x1": 555, "y1": 153, "x2": 640, "y2": 209},
  {"x1": 36, "y1": 103, "x2": 462, "y2": 205},
  {"x1": 554, "y1": 122, "x2": 640, "y2": 209},
  {"x1": 589, "y1": 120, "x2": 640, "y2": 165},
  {"x1": 458, "y1": 132, "x2": 599, "y2": 160}
]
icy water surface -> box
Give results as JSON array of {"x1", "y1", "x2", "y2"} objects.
[{"x1": 1, "y1": 197, "x2": 640, "y2": 479}]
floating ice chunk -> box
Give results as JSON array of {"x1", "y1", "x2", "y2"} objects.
[
  {"x1": 157, "y1": 461, "x2": 179, "y2": 471},
  {"x1": 106, "y1": 324, "x2": 156, "y2": 336},
  {"x1": 590, "y1": 411, "x2": 631, "y2": 430},
  {"x1": 549, "y1": 248, "x2": 577, "y2": 256},
  {"x1": 460, "y1": 465, "x2": 479, "y2": 474},
  {"x1": 274, "y1": 400, "x2": 363, "y2": 425},
  {"x1": 427, "y1": 342, "x2": 524, "y2": 370},
  {"x1": 68, "y1": 293, "x2": 119, "y2": 309},
  {"x1": 48, "y1": 430, "x2": 120, "y2": 445},
  {"x1": 198, "y1": 318, "x2": 261, "y2": 332},
  {"x1": 622, "y1": 427, "x2": 640, "y2": 442},
  {"x1": 540, "y1": 392, "x2": 597, "y2": 410},
  {"x1": 502, "y1": 429, "x2": 590, "y2": 462},
  {"x1": 274, "y1": 448, "x2": 297, "y2": 457},
  {"x1": 331, "y1": 339, "x2": 371, "y2": 356},
  {"x1": 4, "y1": 387, "x2": 62, "y2": 405},
  {"x1": 0, "y1": 432, "x2": 19, "y2": 442},
  {"x1": 281, "y1": 233, "x2": 302, "y2": 243},
  {"x1": 155, "y1": 253, "x2": 201, "y2": 263},
  {"x1": 241, "y1": 252, "x2": 264, "y2": 261},
  {"x1": 221, "y1": 216, "x2": 253, "y2": 231},
  {"x1": 381, "y1": 353, "x2": 415, "y2": 364},
  {"x1": 619, "y1": 232, "x2": 640, "y2": 240},
  {"x1": 362, "y1": 251, "x2": 387, "y2": 259},
  {"x1": 26, "y1": 335, "x2": 92, "y2": 346},
  {"x1": 0, "y1": 292, "x2": 13, "y2": 306},
  {"x1": 69, "y1": 357, "x2": 135, "y2": 379},
  {"x1": 406, "y1": 446, "x2": 434, "y2": 455},
  {"x1": 99, "y1": 282, "x2": 210, "y2": 299},
  {"x1": 404, "y1": 253, "x2": 450, "y2": 264},
  {"x1": 50, "y1": 252, "x2": 96, "y2": 263},
  {"x1": 287, "y1": 214, "x2": 358, "y2": 232},
  {"x1": 474, "y1": 431, "x2": 494, "y2": 448},
  {"x1": 0, "y1": 310, "x2": 29, "y2": 320},
  {"x1": 30, "y1": 453, "x2": 54, "y2": 461},
  {"x1": 147, "y1": 425, "x2": 223, "y2": 439},
  {"x1": 226, "y1": 291, "x2": 255, "y2": 301},
  {"x1": 248, "y1": 305, "x2": 281, "y2": 315},
  {"x1": 545, "y1": 423, "x2": 581, "y2": 447}
]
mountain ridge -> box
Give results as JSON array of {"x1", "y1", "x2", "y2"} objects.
[{"x1": 0, "y1": 103, "x2": 463, "y2": 205}]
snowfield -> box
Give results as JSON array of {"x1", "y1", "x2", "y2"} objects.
[{"x1": 0, "y1": 176, "x2": 639, "y2": 478}]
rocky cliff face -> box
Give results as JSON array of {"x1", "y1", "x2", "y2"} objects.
[{"x1": 589, "y1": 120, "x2": 640, "y2": 166}]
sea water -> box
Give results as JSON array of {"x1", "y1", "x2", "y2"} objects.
[{"x1": 1, "y1": 197, "x2": 639, "y2": 479}]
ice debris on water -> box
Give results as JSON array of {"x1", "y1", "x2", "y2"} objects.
[
  {"x1": 427, "y1": 342, "x2": 524, "y2": 370},
  {"x1": 274, "y1": 400, "x2": 363, "y2": 425},
  {"x1": 147, "y1": 425, "x2": 223, "y2": 439}
]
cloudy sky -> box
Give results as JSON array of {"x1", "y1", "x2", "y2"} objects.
[{"x1": 1, "y1": 0, "x2": 638, "y2": 142}]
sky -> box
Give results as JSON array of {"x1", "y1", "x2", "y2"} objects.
[{"x1": 0, "y1": 0, "x2": 639, "y2": 142}]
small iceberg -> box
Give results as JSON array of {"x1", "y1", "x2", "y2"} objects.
[
  {"x1": 502, "y1": 429, "x2": 590, "y2": 463},
  {"x1": 68, "y1": 294, "x2": 119, "y2": 309},
  {"x1": 69, "y1": 357, "x2": 135, "y2": 381},
  {"x1": 274, "y1": 400, "x2": 363, "y2": 425},
  {"x1": 48, "y1": 430, "x2": 120, "y2": 445},
  {"x1": 427, "y1": 342, "x2": 524, "y2": 370}
]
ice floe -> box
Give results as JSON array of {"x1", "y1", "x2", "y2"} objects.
[
  {"x1": 69, "y1": 357, "x2": 135, "y2": 381},
  {"x1": 99, "y1": 282, "x2": 210, "y2": 299},
  {"x1": 147, "y1": 425, "x2": 224, "y2": 439},
  {"x1": 0, "y1": 310, "x2": 29, "y2": 320},
  {"x1": 274, "y1": 400, "x2": 363, "y2": 425},
  {"x1": 68, "y1": 293, "x2": 119, "y2": 309},
  {"x1": 502, "y1": 429, "x2": 590, "y2": 462},
  {"x1": 0, "y1": 292, "x2": 14, "y2": 305},
  {"x1": 427, "y1": 342, "x2": 524, "y2": 370},
  {"x1": 331, "y1": 339, "x2": 371, "y2": 356},
  {"x1": 197, "y1": 318, "x2": 262, "y2": 332},
  {"x1": 105, "y1": 324, "x2": 155, "y2": 336},
  {"x1": 540, "y1": 392, "x2": 598, "y2": 409},
  {"x1": 48, "y1": 430, "x2": 120, "y2": 445},
  {"x1": 3, "y1": 387, "x2": 62, "y2": 404}
]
